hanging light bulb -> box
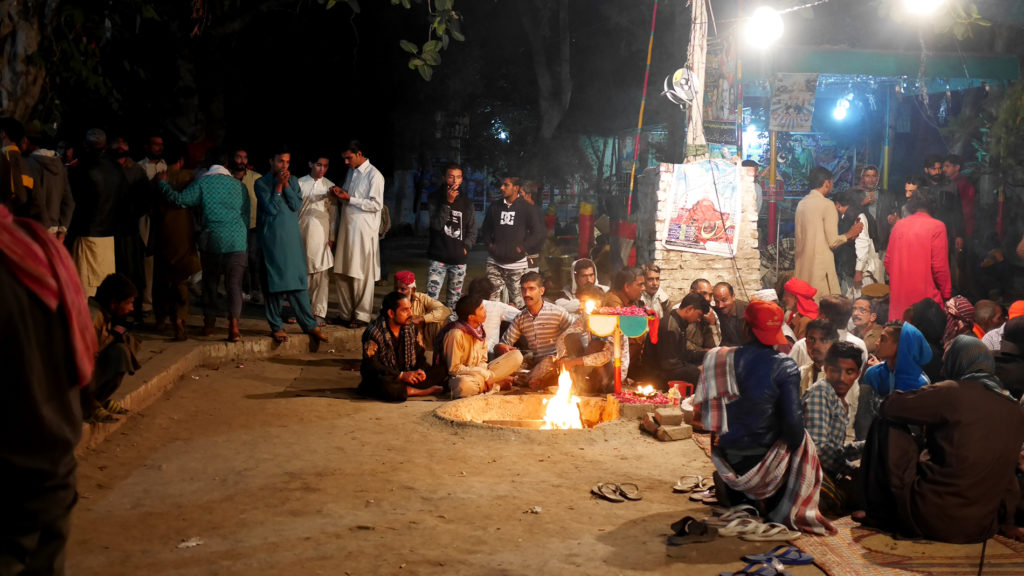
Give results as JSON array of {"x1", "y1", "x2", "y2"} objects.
[{"x1": 744, "y1": 7, "x2": 784, "y2": 48}]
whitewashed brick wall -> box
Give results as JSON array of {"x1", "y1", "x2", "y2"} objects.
[{"x1": 652, "y1": 162, "x2": 762, "y2": 305}]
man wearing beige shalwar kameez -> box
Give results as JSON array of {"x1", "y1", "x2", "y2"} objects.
[{"x1": 794, "y1": 167, "x2": 862, "y2": 301}]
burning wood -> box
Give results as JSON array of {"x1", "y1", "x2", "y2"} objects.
[{"x1": 540, "y1": 369, "x2": 583, "y2": 430}]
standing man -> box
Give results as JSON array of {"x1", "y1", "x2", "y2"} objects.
[
  {"x1": 426, "y1": 163, "x2": 477, "y2": 308},
  {"x1": 885, "y1": 190, "x2": 952, "y2": 321},
  {"x1": 519, "y1": 180, "x2": 545, "y2": 272},
  {"x1": 640, "y1": 264, "x2": 671, "y2": 319},
  {"x1": 923, "y1": 154, "x2": 965, "y2": 292},
  {"x1": 479, "y1": 176, "x2": 543, "y2": 307},
  {"x1": 850, "y1": 165, "x2": 882, "y2": 220},
  {"x1": 297, "y1": 154, "x2": 337, "y2": 325},
  {"x1": 943, "y1": 154, "x2": 976, "y2": 243},
  {"x1": 136, "y1": 133, "x2": 166, "y2": 180},
  {"x1": 68, "y1": 129, "x2": 123, "y2": 298},
  {"x1": 332, "y1": 140, "x2": 384, "y2": 329},
  {"x1": 255, "y1": 146, "x2": 328, "y2": 344},
  {"x1": 135, "y1": 133, "x2": 166, "y2": 314},
  {"x1": 233, "y1": 148, "x2": 264, "y2": 304},
  {"x1": 157, "y1": 155, "x2": 249, "y2": 342},
  {"x1": 21, "y1": 131, "x2": 75, "y2": 240},
  {"x1": 794, "y1": 166, "x2": 863, "y2": 300}
]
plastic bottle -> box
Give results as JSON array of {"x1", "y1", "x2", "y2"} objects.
[{"x1": 667, "y1": 385, "x2": 681, "y2": 406}]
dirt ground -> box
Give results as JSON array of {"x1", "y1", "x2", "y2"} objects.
[{"x1": 68, "y1": 353, "x2": 825, "y2": 576}]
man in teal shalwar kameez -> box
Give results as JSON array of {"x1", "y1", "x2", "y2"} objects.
[{"x1": 255, "y1": 147, "x2": 328, "y2": 344}]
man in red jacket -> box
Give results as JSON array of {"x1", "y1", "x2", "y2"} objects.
[{"x1": 885, "y1": 189, "x2": 952, "y2": 321}]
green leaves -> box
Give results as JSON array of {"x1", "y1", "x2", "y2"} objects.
[{"x1": 400, "y1": 40, "x2": 419, "y2": 54}]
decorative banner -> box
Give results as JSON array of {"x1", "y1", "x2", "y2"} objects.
[
  {"x1": 769, "y1": 73, "x2": 819, "y2": 132},
  {"x1": 662, "y1": 160, "x2": 745, "y2": 257}
]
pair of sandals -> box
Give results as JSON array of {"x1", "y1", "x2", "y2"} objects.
[
  {"x1": 674, "y1": 474, "x2": 719, "y2": 505},
  {"x1": 271, "y1": 328, "x2": 329, "y2": 344},
  {"x1": 591, "y1": 482, "x2": 642, "y2": 502},
  {"x1": 720, "y1": 545, "x2": 814, "y2": 576}
]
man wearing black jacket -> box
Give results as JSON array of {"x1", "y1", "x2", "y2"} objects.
[
  {"x1": 426, "y1": 164, "x2": 477, "y2": 308},
  {"x1": 479, "y1": 177, "x2": 543, "y2": 308}
]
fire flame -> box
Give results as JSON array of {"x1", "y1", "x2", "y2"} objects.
[
  {"x1": 541, "y1": 369, "x2": 583, "y2": 430},
  {"x1": 584, "y1": 300, "x2": 596, "y2": 314},
  {"x1": 636, "y1": 384, "x2": 655, "y2": 397}
]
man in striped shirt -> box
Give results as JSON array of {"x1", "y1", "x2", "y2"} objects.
[{"x1": 496, "y1": 271, "x2": 572, "y2": 389}]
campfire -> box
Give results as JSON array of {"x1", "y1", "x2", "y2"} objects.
[{"x1": 540, "y1": 369, "x2": 583, "y2": 430}]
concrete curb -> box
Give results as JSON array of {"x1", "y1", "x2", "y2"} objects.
[{"x1": 76, "y1": 326, "x2": 362, "y2": 455}]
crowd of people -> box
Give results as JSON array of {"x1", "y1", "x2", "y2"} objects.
[{"x1": 6, "y1": 108, "x2": 1024, "y2": 575}]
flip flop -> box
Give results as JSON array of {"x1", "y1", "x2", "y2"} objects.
[
  {"x1": 673, "y1": 474, "x2": 706, "y2": 493},
  {"x1": 705, "y1": 504, "x2": 760, "y2": 527},
  {"x1": 719, "y1": 559, "x2": 791, "y2": 576},
  {"x1": 617, "y1": 482, "x2": 642, "y2": 501},
  {"x1": 689, "y1": 487, "x2": 715, "y2": 502},
  {"x1": 667, "y1": 518, "x2": 718, "y2": 546},
  {"x1": 271, "y1": 330, "x2": 289, "y2": 343},
  {"x1": 740, "y1": 522, "x2": 802, "y2": 542},
  {"x1": 718, "y1": 517, "x2": 765, "y2": 537},
  {"x1": 743, "y1": 544, "x2": 814, "y2": 565},
  {"x1": 591, "y1": 483, "x2": 624, "y2": 503}
]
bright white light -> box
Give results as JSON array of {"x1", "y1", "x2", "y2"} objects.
[
  {"x1": 745, "y1": 124, "x2": 759, "y2": 137},
  {"x1": 498, "y1": 131, "x2": 508, "y2": 141},
  {"x1": 903, "y1": 0, "x2": 946, "y2": 15},
  {"x1": 833, "y1": 96, "x2": 851, "y2": 121},
  {"x1": 744, "y1": 7, "x2": 784, "y2": 48}
]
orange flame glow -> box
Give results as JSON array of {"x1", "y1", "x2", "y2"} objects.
[{"x1": 541, "y1": 369, "x2": 583, "y2": 430}]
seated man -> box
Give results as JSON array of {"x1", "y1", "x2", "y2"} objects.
[
  {"x1": 850, "y1": 297, "x2": 883, "y2": 354},
  {"x1": 358, "y1": 291, "x2": 443, "y2": 402},
  {"x1": 983, "y1": 300, "x2": 1024, "y2": 352},
  {"x1": 554, "y1": 258, "x2": 606, "y2": 314},
  {"x1": 713, "y1": 281, "x2": 748, "y2": 346},
  {"x1": 647, "y1": 293, "x2": 710, "y2": 386},
  {"x1": 799, "y1": 319, "x2": 839, "y2": 395},
  {"x1": 496, "y1": 271, "x2": 572, "y2": 388},
  {"x1": 85, "y1": 273, "x2": 142, "y2": 423},
  {"x1": 995, "y1": 316, "x2": 1024, "y2": 399},
  {"x1": 640, "y1": 264, "x2": 671, "y2": 319},
  {"x1": 440, "y1": 294, "x2": 523, "y2": 399},
  {"x1": 858, "y1": 336, "x2": 1024, "y2": 543},
  {"x1": 689, "y1": 278, "x2": 720, "y2": 346},
  {"x1": 394, "y1": 270, "x2": 451, "y2": 351},
  {"x1": 603, "y1": 266, "x2": 647, "y2": 371},
  {"x1": 556, "y1": 285, "x2": 621, "y2": 394},
  {"x1": 973, "y1": 299, "x2": 1004, "y2": 340},
  {"x1": 697, "y1": 300, "x2": 833, "y2": 534},
  {"x1": 803, "y1": 341, "x2": 864, "y2": 516},
  {"x1": 782, "y1": 277, "x2": 818, "y2": 340},
  {"x1": 465, "y1": 276, "x2": 521, "y2": 356}
]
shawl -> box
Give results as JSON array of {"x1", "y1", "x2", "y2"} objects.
[
  {"x1": 693, "y1": 347, "x2": 739, "y2": 433},
  {"x1": 0, "y1": 205, "x2": 96, "y2": 387},
  {"x1": 363, "y1": 314, "x2": 419, "y2": 372},
  {"x1": 943, "y1": 334, "x2": 1011, "y2": 398},
  {"x1": 943, "y1": 296, "x2": 975, "y2": 348}
]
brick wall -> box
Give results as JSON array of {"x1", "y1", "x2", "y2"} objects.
[{"x1": 652, "y1": 162, "x2": 762, "y2": 305}]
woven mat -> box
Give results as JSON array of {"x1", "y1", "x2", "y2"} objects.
[{"x1": 796, "y1": 516, "x2": 1024, "y2": 576}]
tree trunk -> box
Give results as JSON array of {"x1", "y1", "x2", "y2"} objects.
[
  {"x1": 684, "y1": 0, "x2": 707, "y2": 160},
  {"x1": 0, "y1": 0, "x2": 49, "y2": 120},
  {"x1": 520, "y1": 0, "x2": 571, "y2": 141}
]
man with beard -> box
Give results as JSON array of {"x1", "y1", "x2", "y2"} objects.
[
  {"x1": 923, "y1": 153, "x2": 965, "y2": 291},
  {"x1": 359, "y1": 291, "x2": 443, "y2": 401},
  {"x1": 232, "y1": 148, "x2": 264, "y2": 304}
]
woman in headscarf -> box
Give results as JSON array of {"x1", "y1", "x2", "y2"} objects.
[
  {"x1": 782, "y1": 277, "x2": 818, "y2": 340},
  {"x1": 857, "y1": 335, "x2": 1024, "y2": 543},
  {"x1": 942, "y1": 296, "x2": 976, "y2": 349}
]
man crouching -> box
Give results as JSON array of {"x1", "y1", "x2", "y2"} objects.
[{"x1": 358, "y1": 291, "x2": 443, "y2": 402}]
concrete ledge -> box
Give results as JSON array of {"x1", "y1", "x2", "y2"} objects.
[{"x1": 76, "y1": 325, "x2": 362, "y2": 455}]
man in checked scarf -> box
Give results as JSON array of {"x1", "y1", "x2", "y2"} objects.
[{"x1": 358, "y1": 291, "x2": 443, "y2": 402}]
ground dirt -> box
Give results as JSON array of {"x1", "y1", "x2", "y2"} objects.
[{"x1": 68, "y1": 354, "x2": 825, "y2": 576}]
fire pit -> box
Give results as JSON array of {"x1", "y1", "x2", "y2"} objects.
[{"x1": 435, "y1": 369, "x2": 620, "y2": 430}]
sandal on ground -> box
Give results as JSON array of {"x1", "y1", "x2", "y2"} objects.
[
  {"x1": 347, "y1": 320, "x2": 368, "y2": 329},
  {"x1": 739, "y1": 522, "x2": 802, "y2": 542},
  {"x1": 717, "y1": 517, "x2": 765, "y2": 537},
  {"x1": 104, "y1": 400, "x2": 129, "y2": 415},
  {"x1": 743, "y1": 544, "x2": 814, "y2": 565},
  {"x1": 705, "y1": 504, "x2": 760, "y2": 527},
  {"x1": 689, "y1": 487, "x2": 716, "y2": 502},
  {"x1": 271, "y1": 330, "x2": 290, "y2": 343},
  {"x1": 591, "y1": 483, "x2": 625, "y2": 503},
  {"x1": 667, "y1": 517, "x2": 718, "y2": 546},
  {"x1": 719, "y1": 559, "x2": 790, "y2": 576},
  {"x1": 308, "y1": 327, "x2": 329, "y2": 343},
  {"x1": 673, "y1": 474, "x2": 709, "y2": 493},
  {"x1": 617, "y1": 482, "x2": 642, "y2": 501}
]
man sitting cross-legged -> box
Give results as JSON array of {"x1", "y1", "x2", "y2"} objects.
[
  {"x1": 358, "y1": 291, "x2": 444, "y2": 402},
  {"x1": 496, "y1": 271, "x2": 572, "y2": 389},
  {"x1": 696, "y1": 300, "x2": 834, "y2": 535},
  {"x1": 438, "y1": 294, "x2": 523, "y2": 399},
  {"x1": 803, "y1": 341, "x2": 864, "y2": 516}
]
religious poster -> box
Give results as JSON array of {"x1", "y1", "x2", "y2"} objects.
[
  {"x1": 662, "y1": 160, "x2": 745, "y2": 257},
  {"x1": 771, "y1": 133, "x2": 855, "y2": 195},
  {"x1": 769, "y1": 73, "x2": 819, "y2": 132},
  {"x1": 703, "y1": 36, "x2": 738, "y2": 123}
]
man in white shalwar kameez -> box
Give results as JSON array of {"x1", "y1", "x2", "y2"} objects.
[
  {"x1": 332, "y1": 141, "x2": 384, "y2": 328},
  {"x1": 298, "y1": 155, "x2": 337, "y2": 323}
]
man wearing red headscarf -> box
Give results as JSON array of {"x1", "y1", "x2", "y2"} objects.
[
  {"x1": 782, "y1": 277, "x2": 818, "y2": 340},
  {"x1": 0, "y1": 204, "x2": 97, "y2": 575}
]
